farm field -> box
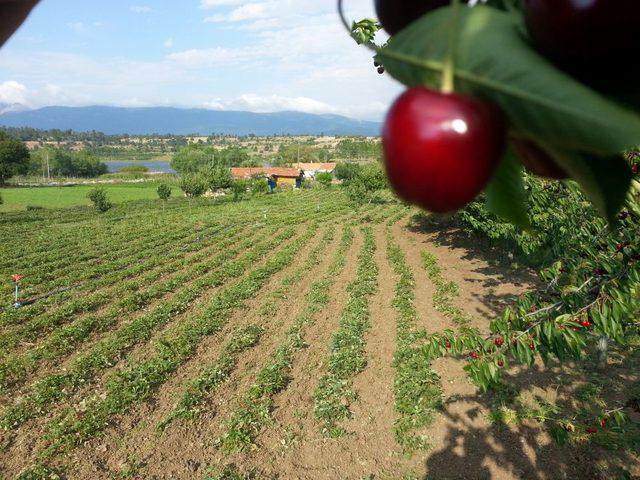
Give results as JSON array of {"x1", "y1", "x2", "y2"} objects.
[
  {"x1": 0, "y1": 183, "x2": 178, "y2": 213},
  {"x1": 0, "y1": 189, "x2": 637, "y2": 480}
]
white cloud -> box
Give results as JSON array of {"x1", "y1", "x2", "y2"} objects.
[
  {"x1": 205, "y1": 3, "x2": 269, "y2": 23},
  {"x1": 0, "y1": 0, "x2": 400, "y2": 121},
  {"x1": 204, "y1": 94, "x2": 339, "y2": 115},
  {"x1": 167, "y1": 47, "x2": 252, "y2": 66},
  {"x1": 0, "y1": 80, "x2": 29, "y2": 106},
  {"x1": 130, "y1": 5, "x2": 152, "y2": 14},
  {"x1": 200, "y1": 0, "x2": 243, "y2": 9}
]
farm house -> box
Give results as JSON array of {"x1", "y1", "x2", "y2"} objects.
[
  {"x1": 231, "y1": 167, "x2": 305, "y2": 188},
  {"x1": 293, "y1": 162, "x2": 338, "y2": 179}
]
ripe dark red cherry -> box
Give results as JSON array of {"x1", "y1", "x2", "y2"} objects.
[
  {"x1": 382, "y1": 87, "x2": 506, "y2": 213},
  {"x1": 494, "y1": 337, "x2": 504, "y2": 348},
  {"x1": 374, "y1": 0, "x2": 450, "y2": 35},
  {"x1": 523, "y1": 0, "x2": 640, "y2": 73},
  {"x1": 512, "y1": 140, "x2": 569, "y2": 180}
]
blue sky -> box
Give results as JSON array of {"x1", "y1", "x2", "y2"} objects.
[{"x1": 0, "y1": 0, "x2": 402, "y2": 120}]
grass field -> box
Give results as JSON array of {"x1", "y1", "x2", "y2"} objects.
[
  {"x1": 0, "y1": 190, "x2": 636, "y2": 479},
  {"x1": 0, "y1": 183, "x2": 178, "y2": 212}
]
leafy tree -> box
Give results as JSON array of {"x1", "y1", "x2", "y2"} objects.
[
  {"x1": 248, "y1": 177, "x2": 269, "y2": 195},
  {"x1": 335, "y1": 138, "x2": 381, "y2": 160},
  {"x1": 218, "y1": 146, "x2": 250, "y2": 167},
  {"x1": 87, "y1": 187, "x2": 112, "y2": 213},
  {"x1": 0, "y1": 131, "x2": 30, "y2": 183},
  {"x1": 276, "y1": 144, "x2": 321, "y2": 165},
  {"x1": 171, "y1": 145, "x2": 213, "y2": 174},
  {"x1": 335, "y1": 162, "x2": 362, "y2": 185},
  {"x1": 157, "y1": 184, "x2": 172, "y2": 202},
  {"x1": 315, "y1": 172, "x2": 333, "y2": 188},
  {"x1": 201, "y1": 165, "x2": 233, "y2": 191},
  {"x1": 179, "y1": 174, "x2": 208, "y2": 207},
  {"x1": 231, "y1": 179, "x2": 249, "y2": 202},
  {"x1": 345, "y1": 163, "x2": 388, "y2": 204},
  {"x1": 50, "y1": 150, "x2": 108, "y2": 178}
]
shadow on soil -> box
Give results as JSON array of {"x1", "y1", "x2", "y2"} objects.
[
  {"x1": 420, "y1": 337, "x2": 640, "y2": 479},
  {"x1": 403, "y1": 215, "x2": 639, "y2": 480},
  {"x1": 406, "y1": 214, "x2": 541, "y2": 318}
]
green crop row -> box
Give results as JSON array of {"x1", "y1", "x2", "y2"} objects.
[
  {"x1": 0, "y1": 226, "x2": 297, "y2": 430},
  {"x1": 0, "y1": 224, "x2": 259, "y2": 391},
  {"x1": 386, "y1": 231, "x2": 442, "y2": 452},
  {"x1": 421, "y1": 251, "x2": 471, "y2": 327},
  {"x1": 38, "y1": 223, "x2": 318, "y2": 458},
  {"x1": 160, "y1": 225, "x2": 338, "y2": 432},
  {"x1": 0, "y1": 222, "x2": 251, "y2": 353},
  {"x1": 313, "y1": 226, "x2": 378, "y2": 437},
  {"x1": 217, "y1": 225, "x2": 353, "y2": 452}
]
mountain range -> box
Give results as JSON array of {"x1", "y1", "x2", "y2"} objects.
[{"x1": 0, "y1": 105, "x2": 382, "y2": 136}]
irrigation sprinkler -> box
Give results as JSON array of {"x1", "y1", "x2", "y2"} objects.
[{"x1": 12, "y1": 274, "x2": 24, "y2": 308}]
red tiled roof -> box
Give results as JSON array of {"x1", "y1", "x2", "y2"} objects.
[{"x1": 231, "y1": 167, "x2": 302, "y2": 179}]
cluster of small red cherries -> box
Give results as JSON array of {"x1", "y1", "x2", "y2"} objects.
[{"x1": 376, "y1": 0, "x2": 640, "y2": 213}]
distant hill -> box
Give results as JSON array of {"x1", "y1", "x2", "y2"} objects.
[{"x1": 0, "y1": 106, "x2": 382, "y2": 136}]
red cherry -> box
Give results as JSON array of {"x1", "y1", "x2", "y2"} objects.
[
  {"x1": 523, "y1": 1, "x2": 640, "y2": 75},
  {"x1": 494, "y1": 337, "x2": 505, "y2": 348},
  {"x1": 383, "y1": 87, "x2": 506, "y2": 213},
  {"x1": 586, "y1": 427, "x2": 598, "y2": 434},
  {"x1": 633, "y1": 164, "x2": 639, "y2": 175},
  {"x1": 529, "y1": 343, "x2": 535, "y2": 351},
  {"x1": 580, "y1": 320, "x2": 592, "y2": 328},
  {"x1": 497, "y1": 360, "x2": 505, "y2": 368},
  {"x1": 512, "y1": 140, "x2": 569, "y2": 180},
  {"x1": 600, "y1": 419, "x2": 607, "y2": 428},
  {"x1": 445, "y1": 341, "x2": 452, "y2": 349},
  {"x1": 469, "y1": 352, "x2": 479, "y2": 360},
  {"x1": 374, "y1": 0, "x2": 452, "y2": 35}
]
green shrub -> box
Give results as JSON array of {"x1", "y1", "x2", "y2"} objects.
[
  {"x1": 335, "y1": 162, "x2": 361, "y2": 185},
  {"x1": 87, "y1": 187, "x2": 113, "y2": 213},
  {"x1": 157, "y1": 184, "x2": 172, "y2": 202},
  {"x1": 345, "y1": 163, "x2": 388, "y2": 204},
  {"x1": 202, "y1": 165, "x2": 233, "y2": 191},
  {"x1": 231, "y1": 179, "x2": 249, "y2": 202},
  {"x1": 248, "y1": 177, "x2": 269, "y2": 195},
  {"x1": 316, "y1": 172, "x2": 333, "y2": 188},
  {"x1": 179, "y1": 174, "x2": 208, "y2": 200}
]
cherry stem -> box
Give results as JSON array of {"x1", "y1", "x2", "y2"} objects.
[
  {"x1": 441, "y1": 0, "x2": 462, "y2": 94},
  {"x1": 337, "y1": 0, "x2": 351, "y2": 38}
]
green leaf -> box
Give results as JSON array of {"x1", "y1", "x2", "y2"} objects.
[
  {"x1": 552, "y1": 152, "x2": 632, "y2": 224},
  {"x1": 377, "y1": 6, "x2": 640, "y2": 156},
  {"x1": 485, "y1": 148, "x2": 530, "y2": 229}
]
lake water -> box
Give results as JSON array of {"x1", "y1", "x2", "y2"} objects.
[{"x1": 105, "y1": 160, "x2": 175, "y2": 174}]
